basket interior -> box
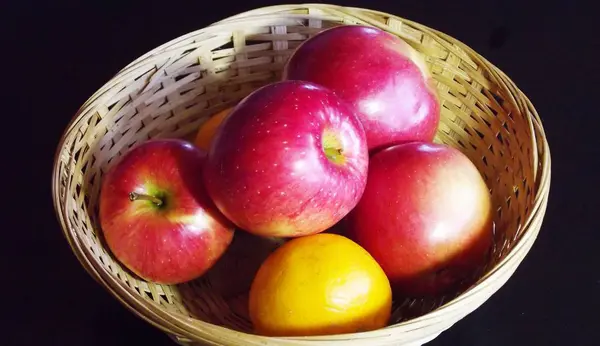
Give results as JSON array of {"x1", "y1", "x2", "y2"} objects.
[{"x1": 55, "y1": 11, "x2": 538, "y2": 335}]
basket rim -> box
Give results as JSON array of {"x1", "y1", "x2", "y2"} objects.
[{"x1": 51, "y1": 3, "x2": 551, "y2": 344}]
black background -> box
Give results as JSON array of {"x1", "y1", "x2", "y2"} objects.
[{"x1": 6, "y1": 0, "x2": 599, "y2": 345}]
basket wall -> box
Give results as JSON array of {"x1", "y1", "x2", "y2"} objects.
[{"x1": 52, "y1": 4, "x2": 550, "y2": 346}]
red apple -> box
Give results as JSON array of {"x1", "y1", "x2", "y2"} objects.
[
  {"x1": 345, "y1": 142, "x2": 493, "y2": 297},
  {"x1": 283, "y1": 25, "x2": 440, "y2": 152},
  {"x1": 99, "y1": 139, "x2": 235, "y2": 284},
  {"x1": 203, "y1": 80, "x2": 369, "y2": 238}
]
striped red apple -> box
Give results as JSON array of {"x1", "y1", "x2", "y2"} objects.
[
  {"x1": 345, "y1": 142, "x2": 494, "y2": 297},
  {"x1": 99, "y1": 139, "x2": 235, "y2": 284},
  {"x1": 283, "y1": 25, "x2": 440, "y2": 152},
  {"x1": 203, "y1": 80, "x2": 369, "y2": 238}
]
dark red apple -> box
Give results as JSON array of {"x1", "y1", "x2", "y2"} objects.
[
  {"x1": 283, "y1": 25, "x2": 440, "y2": 152},
  {"x1": 345, "y1": 142, "x2": 493, "y2": 297},
  {"x1": 204, "y1": 80, "x2": 369, "y2": 238},
  {"x1": 99, "y1": 139, "x2": 235, "y2": 284}
]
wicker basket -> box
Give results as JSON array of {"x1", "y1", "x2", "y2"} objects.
[{"x1": 52, "y1": 4, "x2": 550, "y2": 346}]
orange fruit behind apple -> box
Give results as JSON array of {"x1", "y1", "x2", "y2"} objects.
[
  {"x1": 194, "y1": 107, "x2": 233, "y2": 151},
  {"x1": 248, "y1": 233, "x2": 392, "y2": 337}
]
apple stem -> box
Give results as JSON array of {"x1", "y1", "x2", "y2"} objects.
[{"x1": 129, "y1": 192, "x2": 163, "y2": 206}]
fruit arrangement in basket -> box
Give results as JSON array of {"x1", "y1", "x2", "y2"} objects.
[{"x1": 99, "y1": 25, "x2": 494, "y2": 337}]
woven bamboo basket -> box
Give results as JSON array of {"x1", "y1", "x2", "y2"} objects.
[{"x1": 52, "y1": 4, "x2": 551, "y2": 346}]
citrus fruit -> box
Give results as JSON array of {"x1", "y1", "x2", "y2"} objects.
[
  {"x1": 248, "y1": 233, "x2": 392, "y2": 337},
  {"x1": 193, "y1": 107, "x2": 232, "y2": 150}
]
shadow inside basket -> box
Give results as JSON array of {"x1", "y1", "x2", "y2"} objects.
[
  {"x1": 175, "y1": 221, "x2": 497, "y2": 332},
  {"x1": 61, "y1": 15, "x2": 538, "y2": 335},
  {"x1": 178, "y1": 231, "x2": 285, "y2": 333}
]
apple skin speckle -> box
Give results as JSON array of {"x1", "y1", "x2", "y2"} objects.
[{"x1": 203, "y1": 80, "x2": 369, "y2": 238}]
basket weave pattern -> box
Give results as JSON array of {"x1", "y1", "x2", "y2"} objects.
[{"x1": 52, "y1": 4, "x2": 550, "y2": 346}]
